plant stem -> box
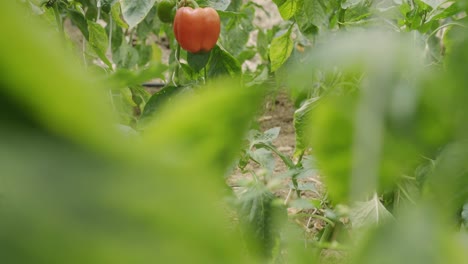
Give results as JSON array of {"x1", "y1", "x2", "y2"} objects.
[
  {"x1": 310, "y1": 214, "x2": 335, "y2": 227},
  {"x1": 319, "y1": 223, "x2": 333, "y2": 243},
  {"x1": 254, "y1": 142, "x2": 295, "y2": 169},
  {"x1": 338, "y1": 8, "x2": 346, "y2": 28},
  {"x1": 172, "y1": 44, "x2": 181, "y2": 86},
  {"x1": 204, "y1": 66, "x2": 207, "y2": 84},
  {"x1": 97, "y1": 0, "x2": 102, "y2": 21},
  {"x1": 284, "y1": 188, "x2": 293, "y2": 205},
  {"x1": 108, "y1": 16, "x2": 113, "y2": 54},
  {"x1": 53, "y1": 1, "x2": 64, "y2": 37}
]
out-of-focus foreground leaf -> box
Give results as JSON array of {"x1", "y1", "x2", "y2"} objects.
[
  {"x1": 288, "y1": 31, "x2": 456, "y2": 204},
  {"x1": 350, "y1": 205, "x2": 468, "y2": 264},
  {"x1": 287, "y1": 26, "x2": 468, "y2": 264},
  {"x1": 0, "y1": 2, "x2": 263, "y2": 263}
]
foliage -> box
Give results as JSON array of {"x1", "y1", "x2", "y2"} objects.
[{"x1": 3, "y1": 0, "x2": 468, "y2": 263}]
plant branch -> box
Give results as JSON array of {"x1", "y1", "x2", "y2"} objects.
[{"x1": 53, "y1": 1, "x2": 64, "y2": 37}]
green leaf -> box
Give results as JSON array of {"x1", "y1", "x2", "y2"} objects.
[
  {"x1": 250, "y1": 148, "x2": 276, "y2": 175},
  {"x1": 293, "y1": 97, "x2": 319, "y2": 158},
  {"x1": 207, "y1": 45, "x2": 241, "y2": 78},
  {"x1": 136, "y1": 44, "x2": 152, "y2": 66},
  {"x1": 113, "y1": 42, "x2": 139, "y2": 69},
  {"x1": 67, "y1": 10, "x2": 89, "y2": 40},
  {"x1": 110, "y1": 63, "x2": 167, "y2": 88},
  {"x1": 295, "y1": 0, "x2": 327, "y2": 33},
  {"x1": 349, "y1": 194, "x2": 394, "y2": 230},
  {"x1": 198, "y1": 0, "x2": 231, "y2": 10},
  {"x1": 141, "y1": 77, "x2": 265, "y2": 173},
  {"x1": 248, "y1": 127, "x2": 281, "y2": 148},
  {"x1": 341, "y1": 0, "x2": 365, "y2": 9},
  {"x1": 120, "y1": 0, "x2": 156, "y2": 28},
  {"x1": 257, "y1": 28, "x2": 273, "y2": 61},
  {"x1": 350, "y1": 206, "x2": 467, "y2": 264},
  {"x1": 139, "y1": 85, "x2": 182, "y2": 125},
  {"x1": 275, "y1": 0, "x2": 300, "y2": 20},
  {"x1": 238, "y1": 183, "x2": 287, "y2": 259},
  {"x1": 0, "y1": 1, "x2": 120, "y2": 154},
  {"x1": 289, "y1": 198, "x2": 318, "y2": 209},
  {"x1": 0, "y1": 4, "x2": 264, "y2": 263},
  {"x1": 220, "y1": 5, "x2": 255, "y2": 57},
  {"x1": 420, "y1": 0, "x2": 444, "y2": 9},
  {"x1": 423, "y1": 142, "x2": 468, "y2": 213},
  {"x1": 111, "y1": 2, "x2": 129, "y2": 29},
  {"x1": 187, "y1": 51, "x2": 212, "y2": 72},
  {"x1": 88, "y1": 21, "x2": 112, "y2": 68},
  {"x1": 269, "y1": 27, "x2": 294, "y2": 72},
  {"x1": 427, "y1": 2, "x2": 462, "y2": 22}
]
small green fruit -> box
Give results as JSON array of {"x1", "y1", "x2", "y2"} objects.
[{"x1": 157, "y1": 0, "x2": 176, "y2": 23}]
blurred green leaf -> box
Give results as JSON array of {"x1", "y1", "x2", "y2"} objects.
[
  {"x1": 111, "y1": 1, "x2": 129, "y2": 28},
  {"x1": 350, "y1": 205, "x2": 467, "y2": 264},
  {"x1": 88, "y1": 21, "x2": 112, "y2": 68},
  {"x1": 270, "y1": 27, "x2": 293, "y2": 72},
  {"x1": 138, "y1": 85, "x2": 182, "y2": 126},
  {"x1": 110, "y1": 63, "x2": 167, "y2": 88},
  {"x1": 207, "y1": 45, "x2": 241, "y2": 78},
  {"x1": 238, "y1": 182, "x2": 287, "y2": 259},
  {"x1": 120, "y1": 0, "x2": 156, "y2": 28},
  {"x1": 113, "y1": 42, "x2": 139, "y2": 69},
  {"x1": 293, "y1": 97, "x2": 319, "y2": 158},
  {"x1": 342, "y1": 0, "x2": 364, "y2": 9},
  {"x1": 0, "y1": 1, "x2": 119, "y2": 153},
  {"x1": 296, "y1": 0, "x2": 325, "y2": 34},
  {"x1": 349, "y1": 194, "x2": 394, "y2": 230},
  {"x1": 274, "y1": 0, "x2": 300, "y2": 20},
  {"x1": 287, "y1": 31, "x2": 450, "y2": 203},
  {"x1": 187, "y1": 50, "x2": 212, "y2": 72},
  {"x1": 198, "y1": 0, "x2": 231, "y2": 10},
  {"x1": 67, "y1": 10, "x2": 89, "y2": 39},
  {"x1": 248, "y1": 127, "x2": 281, "y2": 148},
  {"x1": 250, "y1": 148, "x2": 276, "y2": 175},
  {"x1": 141, "y1": 78, "x2": 265, "y2": 173},
  {"x1": 220, "y1": 4, "x2": 255, "y2": 57}
]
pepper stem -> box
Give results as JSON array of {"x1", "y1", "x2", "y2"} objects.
[{"x1": 178, "y1": 0, "x2": 199, "y2": 8}]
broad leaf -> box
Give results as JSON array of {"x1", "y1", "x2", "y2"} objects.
[
  {"x1": 269, "y1": 27, "x2": 294, "y2": 72},
  {"x1": 141, "y1": 77, "x2": 265, "y2": 172},
  {"x1": 420, "y1": 0, "x2": 444, "y2": 9},
  {"x1": 111, "y1": 2, "x2": 129, "y2": 28},
  {"x1": 296, "y1": 0, "x2": 326, "y2": 34},
  {"x1": 248, "y1": 127, "x2": 281, "y2": 148},
  {"x1": 120, "y1": 0, "x2": 156, "y2": 28},
  {"x1": 341, "y1": 0, "x2": 365, "y2": 9},
  {"x1": 207, "y1": 45, "x2": 241, "y2": 78},
  {"x1": 113, "y1": 42, "x2": 140, "y2": 69},
  {"x1": 293, "y1": 97, "x2": 319, "y2": 158},
  {"x1": 67, "y1": 10, "x2": 89, "y2": 39},
  {"x1": 88, "y1": 21, "x2": 112, "y2": 68},
  {"x1": 220, "y1": 5, "x2": 255, "y2": 57},
  {"x1": 349, "y1": 193, "x2": 394, "y2": 229},
  {"x1": 110, "y1": 63, "x2": 167, "y2": 88},
  {"x1": 138, "y1": 85, "x2": 182, "y2": 126},
  {"x1": 274, "y1": 0, "x2": 300, "y2": 20},
  {"x1": 0, "y1": 3, "x2": 118, "y2": 152},
  {"x1": 198, "y1": 0, "x2": 231, "y2": 10},
  {"x1": 350, "y1": 206, "x2": 467, "y2": 264},
  {"x1": 237, "y1": 182, "x2": 287, "y2": 259},
  {"x1": 187, "y1": 51, "x2": 211, "y2": 72}
]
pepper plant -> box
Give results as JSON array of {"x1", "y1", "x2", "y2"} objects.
[{"x1": 5, "y1": 0, "x2": 468, "y2": 264}]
